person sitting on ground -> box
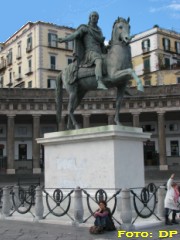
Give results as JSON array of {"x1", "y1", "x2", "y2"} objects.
[
  {"x1": 93, "y1": 200, "x2": 116, "y2": 231},
  {"x1": 164, "y1": 173, "x2": 179, "y2": 225}
]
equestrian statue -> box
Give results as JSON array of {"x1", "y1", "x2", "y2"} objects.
[{"x1": 56, "y1": 11, "x2": 144, "y2": 130}]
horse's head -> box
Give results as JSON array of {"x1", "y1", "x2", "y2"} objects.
[{"x1": 111, "y1": 17, "x2": 131, "y2": 44}]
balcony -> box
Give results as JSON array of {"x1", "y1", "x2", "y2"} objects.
[
  {"x1": 6, "y1": 82, "x2": 13, "y2": 87},
  {"x1": 159, "y1": 63, "x2": 180, "y2": 71},
  {"x1": 16, "y1": 54, "x2": 22, "y2": 60},
  {"x1": 142, "y1": 48, "x2": 150, "y2": 54},
  {"x1": 26, "y1": 44, "x2": 32, "y2": 53},
  {"x1": 25, "y1": 68, "x2": 33, "y2": 76},
  {"x1": 143, "y1": 68, "x2": 151, "y2": 74},
  {"x1": 16, "y1": 74, "x2": 22, "y2": 81}
]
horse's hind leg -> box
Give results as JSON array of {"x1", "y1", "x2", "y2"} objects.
[
  {"x1": 67, "y1": 90, "x2": 86, "y2": 130},
  {"x1": 67, "y1": 88, "x2": 80, "y2": 130},
  {"x1": 114, "y1": 84, "x2": 126, "y2": 125}
]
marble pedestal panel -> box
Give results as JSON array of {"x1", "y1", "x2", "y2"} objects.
[{"x1": 37, "y1": 125, "x2": 151, "y2": 189}]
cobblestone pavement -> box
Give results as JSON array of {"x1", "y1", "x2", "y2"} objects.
[{"x1": 0, "y1": 219, "x2": 180, "y2": 240}]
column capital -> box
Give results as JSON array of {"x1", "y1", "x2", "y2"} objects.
[
  {"x1": 157, "y1": 111, "x2": 165, "y2": 115},
  {"x1": 132, "y1": 112, "x2": 141, "y2": 116},
  {"x1": 7, "y1": 114, "x2": 16, "y2": 118},
  {"x1": 32, "y1": 114, "x2": 41, "y2": 118},
  {"x1": 83, "y1": 113, "x2": 91, "y2": 117}
]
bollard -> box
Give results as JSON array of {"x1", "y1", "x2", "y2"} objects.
[
  {"x1": 120, "y1": 188, "x2": 134, "y2": 231},
  {"x1": 74, "y1": 186, "x2": 84, "y2": 224},
  {"x1": 13, "y1": 185, "x2": 21, "y2": 208},
  {"x1": 157, "y1": 186, "x2": 166, "y2": 218},
  {"x1": 35, "y1": 186, "x2": 44, "y2": 221},
  {"x1": 2, "y1": 187, "x2": 11, "y2": 218}
]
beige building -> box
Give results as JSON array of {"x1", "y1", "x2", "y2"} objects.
[
  {"x1": 130, "y1": 26, "x2": 180, "y2": 86},
  {"x1": 0, "y1": 21, "x2": 74, "y2": 88}
]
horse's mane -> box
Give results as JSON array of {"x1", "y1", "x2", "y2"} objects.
[
  {"x1": 112, "y1": 17, "x2": 128, "y2": 29},
  {"x1": 110, "y1": 17, "x2": 130, "y2": 44}
]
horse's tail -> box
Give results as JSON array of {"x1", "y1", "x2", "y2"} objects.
[{"x1": 56, "y1": 71, "x2": 63, "y2": 131}]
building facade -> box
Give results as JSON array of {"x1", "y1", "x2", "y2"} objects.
[
  {"x1": 130, "y1": 26, "x2": 180, "y2": 86},
  {"x1": 0, "y1": 86, "x2": 180, "y2": 174},
  {"x1": 0, "y1": 21, "x2": 74, "y2": 88}
]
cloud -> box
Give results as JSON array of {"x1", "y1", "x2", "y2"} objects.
[
  {"x1": 168, "y1": 3, "x2": 180, "y2": 10},
  {"x1": 149, "y1": 0, "x2": 180, "y2": 13}
]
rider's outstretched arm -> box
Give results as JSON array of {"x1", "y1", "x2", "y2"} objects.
[{"x1": 58, "y1": 31, "x2": 80, "y2": 43}]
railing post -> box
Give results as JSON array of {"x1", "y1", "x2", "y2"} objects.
[
  {"x1": 2, "y1": 187, "x2": 11, "y2": 218},
  {"x1": 157, "y1": 186, "x2": 166, "y2": 218},
  {"x1": 74, "y1": 186, "x2": 84, "y2": 224},
  {"x1": 120, "y1": 188, "x2": 134, "y2": 230},
  {"x1": 35, "y1": 186, "x2": 44, "y2": 221},
  {"x1": 13, "y1": 185, "x2": 21, "y2": 207}
]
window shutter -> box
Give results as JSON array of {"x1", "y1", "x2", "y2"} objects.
[
  {"x1": 142, "y1": 41, "x2": 144, "y2": 49},
  {"x1": 162, "y1": 38, "x2": 165, "y2": 47},
  {"x1": 148, "y1": 39, "x2": 150, "y2": 48},
  {"x1": 48, "y1": 33, "x2": 51, "y2": 46}
]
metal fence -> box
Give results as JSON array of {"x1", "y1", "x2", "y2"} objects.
[{"x1": 0, "y1": 183, "x2": 174, "y2": 228}]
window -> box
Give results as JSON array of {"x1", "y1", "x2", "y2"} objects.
[
  {"x1": 9, "y1": 71, "x2": 12, "y2": 83},
  {"x1": 48, "y1": 33, "x2": 58, "y2": 47},
  {"x1": 144, "y1": 78, "x2": 151, "y2": 86},
  {"x1": 142, "y1": 39, "x2": 150, "y2": 52},
  {"x1": 170, "y1": 141, "x2": 179, "y2": 156},
  {"x1": 169, "y1": 123, "x2": 178, "y2": 131},
  {"x1": 28, "y1": 59, "x2": 32, "y2": 72},
  {"x1": 18, "y1": 66, "x2": 21, "y2": 78},
  {"x1": 50, "y1": 56, "x2": 56, "y2": 69},
  {"x1": 26, "y1": 36, "x2": 32, "y2": 52},
  {"x1": 177, "y1": 77, "x2": 180, "y2": 84},
  {"x1": 18, "y1": 127, "x2": 27, "y2": 136},
  {"x1": 67, "y1": 58, "x2": 73, "y2": 65},
  {"x1": 7, "y1": 50, "x2": 12, "y2": 65},
  {"x1": 143, "y1": 58, "x2": 150, "y2": 73},
  {"x1": 164, "y1": 57, "x2": 170, "y2": 69},
  {"x1": 47, "y1": 78, "x2": 56, "y2": 89},
  {"x1": 28, "y1": 81, "x2": 32, "y2": 88},
  {"x1": 17, "y1": 44, "x2": 21, "y2": 59},
  {"x1": 163, "y1": 38, "x2": 170, "y2": 51},
  {"x1": 18, "y1": 144, "x2": 27, "y2": 160},
  {"x1": 0, "y1": 75, "x2": 3, "y2": 87},
  {"x1": 175, "y1": 41, "x2": 180, "y2": 54},
  {"x1": 142, "y1": 124, "x2": 155, "y2": 132}
]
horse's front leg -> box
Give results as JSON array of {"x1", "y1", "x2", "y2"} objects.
[
  {"x1": 114, "y1": 85, "x2": 126, "y2": 125},
  {"x1": 111, "y1": 68, "x2": 144, "y2": 92}
]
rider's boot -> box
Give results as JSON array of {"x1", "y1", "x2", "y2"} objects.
[{"x1": 97, "y1": 79, "x2": 107, "y2": 90}]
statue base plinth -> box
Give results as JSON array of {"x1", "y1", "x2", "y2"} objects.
[{"x1": 37, "y1": 125, "x2": 151, "y2": 189}]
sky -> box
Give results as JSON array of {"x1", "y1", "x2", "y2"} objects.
[{"x1": 0, "y1": 0, "x2": 180, "y2": 43}]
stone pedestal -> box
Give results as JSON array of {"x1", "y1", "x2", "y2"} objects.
[{"x1": 37, "y1": 125, "x2": 151, "y2": 189}]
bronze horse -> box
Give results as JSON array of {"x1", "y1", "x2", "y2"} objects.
[{"x1": 56, "y1": 17, "x2": 143, "y2": 130}]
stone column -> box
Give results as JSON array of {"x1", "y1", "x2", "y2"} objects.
[
  {"x1": 157, "y1": 112, "x2": 168, "y2": 170},
  {"x1": 132, "y1": 113, "x2": 140, "y2": 127},
  {"x1": 74, "y1": 186, "x2": 84, "y2": 223},
  {"x1": 33, "y1": 115, "x2": 41, "y2": 174},
  {"x1": 35, "y1": 186, "x2": 44, "y2": 220},
  {"x1": 7, "y1": 114, "x2": 15, "y2": 174},
  {"x1": 120, "y1": 189, "x2": 134, "y2": 231},
  {"x1": 157, "y1": 186, "x2": 166, "y2": 218},
  {"x1": 108, "y1": 114, "x2": 114, "y2": 125},
  {"x1": 83, "y1": 114, "x2": 90, "y2": 128}
]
